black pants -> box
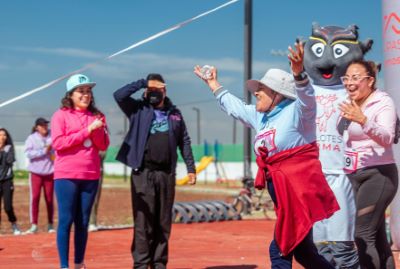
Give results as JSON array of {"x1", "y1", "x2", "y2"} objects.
[
  {"x1": 0, "y1": 179, "x2": 17, "y2": 223},
  {"x1": 269, "y1": 230, "x2": 335, "y2": 269},
  {"x1": 348, "y1": 164, "x2": 398, "y2": 269},
  {"x1": 267, "y1": 181, "x2": 334, "y2": 269},
  {"x1": 130, "y1": 168, "x2": 175, "y2": 269}
]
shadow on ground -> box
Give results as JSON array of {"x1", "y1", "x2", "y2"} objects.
[{"x1": 205, "y1": 265, "x2": 258, "y2": 269}]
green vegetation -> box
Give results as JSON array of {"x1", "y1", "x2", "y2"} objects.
[{"x1": 14, "y1": 170, "x2": 29, "y2": 180}]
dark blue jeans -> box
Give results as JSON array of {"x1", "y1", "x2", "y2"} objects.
[
  {"x1": 270, "y1": 230, "x2": 335, "y2": 269},
  {"x1": 55, "y1": 179, "x2": 99, "y2": 268},
  {"x1": 267, "y1": 181, "x2": 334, "y2": 269}
]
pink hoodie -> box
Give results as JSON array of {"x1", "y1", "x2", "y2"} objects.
[
  {"x1": 51, "y1": 108, "x2": 110, "y2": 180},
  {"x1": 344, "y1": 89, "x2": 397, "y2": 172}
]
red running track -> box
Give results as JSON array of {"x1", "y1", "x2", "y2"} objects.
[{"x1": 1, "y1": 220, "x2": 399, "y2": 269}]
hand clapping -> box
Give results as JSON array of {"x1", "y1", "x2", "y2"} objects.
[{"x1": 339, "y1": 100, "x2": 367, "y2": 125}]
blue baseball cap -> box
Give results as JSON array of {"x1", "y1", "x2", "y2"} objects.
[{"x1": 66, "y1": 74, "x2": 96, "y2": 92}]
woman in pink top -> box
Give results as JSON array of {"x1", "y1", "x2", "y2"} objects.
[
  {"x1": 338, "y1": 60, "x2": 398, "y2": 269},
  {"x1": 51, "y1": 74, "x2": 109, "y2": 269}
]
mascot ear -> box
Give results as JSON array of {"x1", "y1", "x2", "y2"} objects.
[
  {"x1": 361, "y1": 39, "x2": 374, "y2": 54},
  {"x1": 346, "y1": 24, "x2": 359, "y2": 36},
  {"x1": 376, "y1": 63, "x2": 382, "y2": 73},
  {"x1": 369, "y1": 61, "x2": 381, "y2": 74},
  {"x1": 311, "y1": 22, "x2": 321, "y2": 36},
  {"x1": 295, "y1": 37, "x2": 306, "y2": 45}
]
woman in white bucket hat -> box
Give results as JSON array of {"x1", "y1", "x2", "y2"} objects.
[
  {"x1": 194, "y1": 42, "x2": 338, "y2": 269},
  {"x1": 51, "y1": 74, "x2": 110, "y2": 269}
]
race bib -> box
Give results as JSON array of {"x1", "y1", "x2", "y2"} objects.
[
  {"x1": 254, "y1": 129, "x2": 277, "y2": 156},
  {"x1": 344, "y1": 150, "x2": 358, "y2": 173}
]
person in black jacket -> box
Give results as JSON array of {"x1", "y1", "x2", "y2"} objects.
[
  {"x1": 0, "y1": 127, "x2": 21, "y2": 235},
  {"x1": 114, "y1": 73, "x2": 196, "y2": 269}
]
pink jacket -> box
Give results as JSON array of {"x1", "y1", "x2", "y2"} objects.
[
  {"x1": 344, "y1": 89, "x2": 396, "y2": 172},
  {"x1": 51, "y1": 108, "x2": 110, "y2": 180}
]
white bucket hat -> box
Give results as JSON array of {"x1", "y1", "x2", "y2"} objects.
[
  {"x1": 66, "y1": 74, "x2": 96, "y2": 92},
  {"x1": 246, "y1": 69, "x2": 296, "y2": 100}
]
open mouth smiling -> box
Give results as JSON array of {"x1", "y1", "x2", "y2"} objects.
[{"x1": 318, "y1": 66, "x2": 335, "y2": 79}]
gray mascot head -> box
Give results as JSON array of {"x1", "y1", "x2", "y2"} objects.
[{"x1": 304, "y1": 23, "x2": 374, "y2": 86}]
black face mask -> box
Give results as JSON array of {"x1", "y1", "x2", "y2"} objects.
[{"x1": 147, "y1": 91, "x2": 164, "y2": 107}]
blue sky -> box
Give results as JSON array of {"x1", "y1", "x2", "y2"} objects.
[{"x1": 0, "y1": 0, "x2": 383, "y2": 145}]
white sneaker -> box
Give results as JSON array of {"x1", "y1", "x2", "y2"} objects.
[
  {"x1": 12, "y1": 223, "x2": 21, "y2": 235},
  {"x1": 88, "y1": 224, "x2": 98, "y2": 232},
  {"x1": 24, "y1": 224, "x2": 38, "y2": 234},
  {"x1": 47, "y1": 224, "x2": 55, "y2": 233}
]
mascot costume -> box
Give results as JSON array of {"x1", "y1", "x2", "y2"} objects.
[{"x1": 303, "y1": 23, "x2": 373, "y2": 269}]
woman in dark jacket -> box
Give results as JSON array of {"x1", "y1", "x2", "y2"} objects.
[{"x1": 0, "y1": 127, "x2": 21, "y2": 235}]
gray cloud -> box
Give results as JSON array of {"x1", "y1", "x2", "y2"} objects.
[
  {"x1": 270, "y1": 49, "x2": 289, "y2": 57},
  {"x1": 91, "y1": 52, "x2": 289, "y2": 83},
  {"x1": 4, "y1": 46, "x2": 289, "y2": 82}
]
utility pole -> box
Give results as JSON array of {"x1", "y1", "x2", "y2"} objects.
[
  {"x1": 192, "y1": 107, "x2": 201, "y2": 145},
  {"x1": 233, "y1": 119, "x2": 237, "y2": 144},
  {"x1": 243, "y1": 0, "x2": 253, "y2": 179}
]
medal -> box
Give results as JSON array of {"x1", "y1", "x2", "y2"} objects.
[
  {"x1": 200, "y1": 65, "x2": 214, "y2": 80},
  {"x1": 83, "y1": 138, "x2": 92, "y2": 148}
]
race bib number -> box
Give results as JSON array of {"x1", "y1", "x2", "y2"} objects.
[
  {"x1": 344, "y1": 150, "x2": 358, "y2": 173},
  {"x1": 254, "y1": 129, "x2": 277, "y2": 156}
]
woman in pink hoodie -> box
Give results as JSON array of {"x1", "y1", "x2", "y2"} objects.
[
  {"x1": 339, "y1": 60, "x2": 398, "y2": 269},
  {"x1": 51, "y1": 74, "x2": 109, "y2": 269}
]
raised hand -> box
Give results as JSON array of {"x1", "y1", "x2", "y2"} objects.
[
  {"x1": 288, "y1": 41, "x2": 304, "y2": 76},
  {"x1": 194, "y1": 65, "x2": 221, "y2": 92},
  {"x1": 147, "y1": 80, "x2": 166, "y2": 89}
]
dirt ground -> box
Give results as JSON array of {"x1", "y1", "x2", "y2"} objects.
[
  {"x1": 1, "y1": 220, "x2": 287, "y2": 269},
  {"x1": 2, "y1": 219, "x2": 400, "y2": 269},
  {"x1": 1, "y1": 179, "x2": 399, "y2": 268}
]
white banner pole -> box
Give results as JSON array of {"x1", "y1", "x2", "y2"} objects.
[{"x1": 382, "y1": 0, "x2": 400, "y2": 250}]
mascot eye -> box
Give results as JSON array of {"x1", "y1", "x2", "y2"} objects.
[
  {"x1": 333, "y1": 44, "x2": 349, "y2": 58},
  {"x1": 311, "y1": 43, "x2": 325, "y2": 58}
]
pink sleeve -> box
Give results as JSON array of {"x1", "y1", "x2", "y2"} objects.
[
  {"x1": 362, "y1": 97, "x2": 397, "y2": 146},
  {"x1": 90, "y1": 116, "x2": 110, "y2": 151},
  {"x1": 51, "y1": 110, "x2": 90, "y2": 151}
]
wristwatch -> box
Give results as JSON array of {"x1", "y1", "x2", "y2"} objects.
[{"x1": 294, "y1": 71, "x2": 307, "y2": 81}]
